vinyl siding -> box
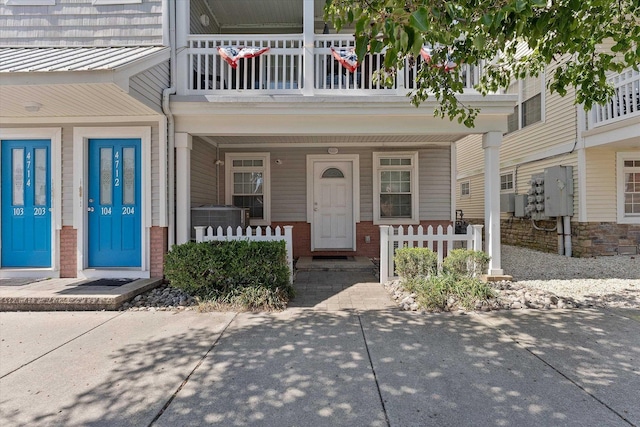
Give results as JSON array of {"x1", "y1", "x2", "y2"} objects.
[
  {"x1": 585, "y1": 147, "x2": 617, "y2": 222},
  {"x1": 129, "y1": 60, "x2": 170, "y2": 113},
  {"x1": 0, "y1": 0, "x2": 163, "y2": 46},
  {"x1": 191, "y1": 137, "x2": 219, "y2": 207},
  {"x1": 217, "y1": 145, "x2": 451, "y2": 223}
]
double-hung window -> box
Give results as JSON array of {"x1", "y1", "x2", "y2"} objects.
[
  {"x1": 225, "y1": 153, "x2": 270, "y2": 225},
  {"x1": 500, "y1": 172, "x2": 514, "y2": 192},
  {"x1": 460, "y1": 180, "x2": 470, "y2": 198},
  {"x1": 618, "y1": 153, "x2": 640, "y2": 224},
  {"x1": 506, "y1": 74, "x2": 544, "y2": 134},
  {"x1": 373, "y1": 152, "x2": 419, "y2": 224}
]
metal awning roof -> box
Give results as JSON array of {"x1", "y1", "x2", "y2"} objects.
[{"x1": 0, "y1": 46, "x2": 168, "y2": 73}]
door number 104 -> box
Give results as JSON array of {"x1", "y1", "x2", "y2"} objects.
[{"x1": 100, "y1": 207, "x2": 135, "y2": 215}]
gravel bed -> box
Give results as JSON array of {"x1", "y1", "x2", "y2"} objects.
[
  {"x1": 120, "y1": 284, "x2": 198, "y2": 311},
  {"x1": 386, "y1": 245, "x2": 640, "y2": 312}
]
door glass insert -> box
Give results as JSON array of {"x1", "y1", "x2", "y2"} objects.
[
  {"x1": 122, "y1": 147, "x2": 135, "y2": 205},
  {"x1": 12, "y1": 148, "x2": 24, "y2": 206},
  {"x1": 34, "y1": 148, "x2": 47, "y2": 206},
  {"x1": 321, "y1": 168, "x2": 344, "y2": 178},
  {"x1": 100, "y1": 147, "x2": 113, "y2": 205}
]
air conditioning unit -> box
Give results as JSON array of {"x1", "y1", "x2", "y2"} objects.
[{"x1": 191, "y1": 205, "x2": 249, "y2": 238}]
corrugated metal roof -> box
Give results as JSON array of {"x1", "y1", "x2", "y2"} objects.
[{"x1": 0, "y1": 46, "x2": 168, "y2": 73}]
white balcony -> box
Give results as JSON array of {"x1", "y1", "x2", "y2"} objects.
[
  {"x1": 183, "y1": 34, "x2": 482, "y2": 97},
  {"x1": 590, "y1": 68, "x2": 640, "y2": 128}
]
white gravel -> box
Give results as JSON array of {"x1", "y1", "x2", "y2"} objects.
[{"x1": 502, "y1": 245, "x2": 640, "y2": 308}]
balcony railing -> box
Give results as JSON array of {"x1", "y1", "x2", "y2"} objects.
[
  {"x1": 184, "y1": 34, "x2": 482, "y2": 96},
  {"x1": 590, "y1": 68, "x2": 640, "y2": 128}
]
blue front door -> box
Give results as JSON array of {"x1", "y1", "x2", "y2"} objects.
[
  {"x1": 1, "y1": 140, "x2": 51, "y2": 267},
  {"x1": 88, "y1": 139, "x2": 141, "y2": 267}
]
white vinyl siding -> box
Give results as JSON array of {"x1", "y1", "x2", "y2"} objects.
[
  {"x1": 129, "y1": 61, "x2": 170, "y2": 113},
  {"x1": 586, "y1": 148, "x2": 617, "y2": 222},
  {"x1": 0, "y1": 0, "x2": 163, "y2": 46}
]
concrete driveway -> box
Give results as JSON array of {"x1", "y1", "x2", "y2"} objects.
[{"x1": 1, "y1": 308, "x2": 638, "y2": 426}]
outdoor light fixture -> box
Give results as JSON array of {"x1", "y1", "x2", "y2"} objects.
[
  {"x1": 24, "y1": 102, "x2": 42, "y2": 112},
  {"x1": 328, "y1": 147, "x2": 339, "y2": 155}
]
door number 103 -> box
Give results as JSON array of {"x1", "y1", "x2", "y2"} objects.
[{"x1": 100, "y1": 207, "x2": 135, "y2": 215}]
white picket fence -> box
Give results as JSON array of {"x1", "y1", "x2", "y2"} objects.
[
  {"x1": 194, "y1": 225, "x2": 294, "y2": 284},
  {"x1": 379, "y1": 224, "x2": 484, "y2": 283}
]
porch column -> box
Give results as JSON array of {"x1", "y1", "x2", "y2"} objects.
[
  {"x1": 175, "y1": 133, "x2": 192, "y2": 245},
  {"x1": 483, "y1": 131, "x2": 503, "y2": 275},
  {"x1": 302, "y1": 0, "x2": 315, "y2": 95},
  {"x1": 175, "y1": 0, "x2": 190, "y2": 95}
]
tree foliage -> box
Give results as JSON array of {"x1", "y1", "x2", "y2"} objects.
[{"x1": 325, "y1": 0, "x2": 640, "y2": 126}]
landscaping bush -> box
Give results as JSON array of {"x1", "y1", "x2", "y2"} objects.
[
  {"x1": 394, "y1": 247, "x2": 438, "y2": 280},
  {"x1": 442, "y1": 249, "x2": 490, "y2": 278},
  {"x1": 394, "y1": 248, "x2": 494, "y2": 312},
  {"x1": 164, "y1": 239, "x2": 293, "y2": 310}
]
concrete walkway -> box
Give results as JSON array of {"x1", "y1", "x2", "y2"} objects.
[{"x1": 1, "y1": 271, "x2": 639, "y2": 426}]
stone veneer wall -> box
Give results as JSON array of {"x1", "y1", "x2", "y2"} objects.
[{"x1": 466, "y1": 218, "x2": 640, "y2": 257}]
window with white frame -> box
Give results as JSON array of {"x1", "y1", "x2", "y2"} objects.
[
  {"x1": 225, "y1": 153, "x2": 270, "y2": 225},
  {"x1": 373, "y1": 152, "x2": 419, "y2": 224},
  {"x1": 500, "y1": 172, "x2": 514, "y2": 191},
  {"x1": 506, "y1": 74, "x2": 544, "y2": 134},
  {"x1": 460, "y1": 180, "x2": 470, "y2": 198},
  {"x1": 618, "y1": 154, "x2": 640, "y2": 223}
]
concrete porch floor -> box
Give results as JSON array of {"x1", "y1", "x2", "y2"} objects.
[{"x1": 0, "y1": 277, "x2": 162, "y2": 311}]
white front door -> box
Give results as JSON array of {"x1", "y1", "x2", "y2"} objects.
[{"x1": 312, "y1": 161, "x2": 354, "y2": 250}]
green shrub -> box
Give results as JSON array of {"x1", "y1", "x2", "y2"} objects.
[
  {"x1": 394, "y1": 247, "x2": 438, "y2": 280},
  {"x1": 413, "y1": 273, "x2": 495, "y2": 312},
  {"x1": 164, "y1": 239, "x2": 293, "y2": 310},
  {"x1": 442, "y1": 249, "x2": 490, "y2": 278}
]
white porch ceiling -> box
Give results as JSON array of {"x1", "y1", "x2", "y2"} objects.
[
  {"x1": 0, "y1": 83, "x2": 159, "y2": 118},
  {"x1": 196, "y1": 134, "x2": 468, "y2": 147}
]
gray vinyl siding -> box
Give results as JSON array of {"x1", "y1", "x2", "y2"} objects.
[
  {"x1": 129, "y1": 61, "x2": 170, "y2": 113},
  {"x1": 0, "y1": 0, "x2": 163, "y2": 46},
  {"x1": 191, "y1": 137, "x2": 219, "y2": 207},
  {"x1": 218, "y1": 145, "x2": 451, "y2": 223},
  {"x1": 190, "y1": 0, "x2": 220, "y2": 34}
]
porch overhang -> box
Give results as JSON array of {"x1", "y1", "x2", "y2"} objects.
[
  {"x1": 0, "y1": 46, "x2": 170, "y2": 119},
  {"x1": 171, "y1": 94, "x2": 517, "y2": 136}
]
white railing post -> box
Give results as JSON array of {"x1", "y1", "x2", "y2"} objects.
[
  {"x1": 472, "y1": 224, "x2": 483, "y2": 251},
  {"x1": 284, "y1": 225, "x2": 294, "y2": 283},
  {"x1": 194, "y1": 226, "x2": 206, "y2": 242},
  {"x1": 379, "y1": 225, "x2": 390, "y2": 283}
]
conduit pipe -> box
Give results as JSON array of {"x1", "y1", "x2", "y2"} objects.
[
  {"x1": 162, "y1": 0, "x2": 177, "y2": 248},
  {"x1": 563, "y1": 216, "x2": 572, "y2": 257},
  {"x1": 557, "y1": 217, "x2": 564, "y2": 255}
]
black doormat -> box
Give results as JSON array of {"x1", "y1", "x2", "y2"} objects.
[
  {"x1": 78, "y1": 278, "x2": 135, "y2": 287},
  {"x1": 312, "y1": 256, "x2": 351, "y2": 261}
]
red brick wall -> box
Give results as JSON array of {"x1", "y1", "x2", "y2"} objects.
[
  {"x1": 60, "y1": 226, "x2": 77, "y2": 278},
  {"x1": 150, "y1": 226, "x2": 168, "y2": 278},
  {"x1": 272, "y1": 220, "x2": 453, "y2": 259}
]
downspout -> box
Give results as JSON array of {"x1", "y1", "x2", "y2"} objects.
[{"x1": 162, "y1": 0, "x2": 177, "y2": 248}]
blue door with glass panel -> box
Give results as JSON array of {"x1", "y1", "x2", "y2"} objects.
[
  {"x1": 88, "y1": 139, "x2": 141, "y2": 267},
  {"x1": 1, "y1": 140, "x2": 51, "y2": 267}
]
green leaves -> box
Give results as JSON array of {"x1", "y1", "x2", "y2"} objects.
[{"x1": 325, "y1": 0, "x2": 640, "y2": 127}]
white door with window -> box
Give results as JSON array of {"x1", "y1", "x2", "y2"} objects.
[{"x1": 311, "y1": 160, "x2": 354, "y2": 250}]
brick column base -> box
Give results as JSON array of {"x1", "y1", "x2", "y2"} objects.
[
  {"x1": 60, "y1": 226, "x2": 77, "y2": 278},
  {"x1": 150, "y1": 226, "x2": 168, "y2": 278}
]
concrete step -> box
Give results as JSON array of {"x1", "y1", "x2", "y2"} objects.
[{"x1": 295, "y1": 256, "x2": 378, "y2": 272}]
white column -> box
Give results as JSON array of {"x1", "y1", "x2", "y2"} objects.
[
  {"x1": 302, "y1": 0, "x2": 315, "y2": 95},
  {"x1": 175, "y1": 133, "x2": 192, "y2": 244},
  {"x1": 483, "y1": 131, "x2": 503, "y2": 275},
  {"x1": 175, "y1": 0, "x2": 190, "y2": 95}
]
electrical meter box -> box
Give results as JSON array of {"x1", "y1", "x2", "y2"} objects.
[
  {"x1": 524, "y1": 166, "x2": 574, "y2": 219},
  {"x1": 500, "y1": 193, "x2": 515, "y2": 213},
  {"x1": 543, "y1": 166, "x2": 574, "y2": 217},
  {"x1": 514, "y1": 194, "x2": 528, "y2": 217},
  {"x1": 525, "y1": 173, "x2": 547, "y2": 220}
]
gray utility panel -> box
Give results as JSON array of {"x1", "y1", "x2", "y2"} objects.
[{"x1": 523, "y1": 166, "x2": 574, "y2": 220}]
